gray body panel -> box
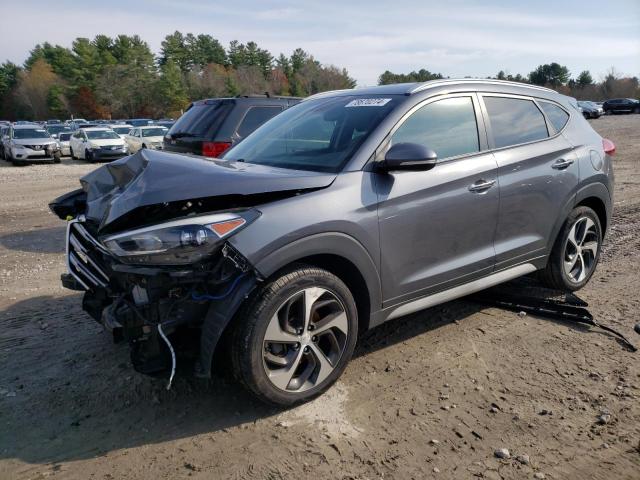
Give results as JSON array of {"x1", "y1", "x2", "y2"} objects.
[{"x1": 230, "y1": 80, "x2": 614, "y2": 327}]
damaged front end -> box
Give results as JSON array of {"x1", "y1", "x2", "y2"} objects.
[
  {"x1": 50, "y1": 150, "x2": 337, "y2": 384},
  {"x1": 63, "y1": 214, "x2": 258, "y2": 383}
]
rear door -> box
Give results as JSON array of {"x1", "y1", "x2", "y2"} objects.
[
  {"x1": 376, "y1": 94, "x2": 499, "y2": 305},
  {"x1": 479, "y1": 94, "x2": 578, "y2": 269}
]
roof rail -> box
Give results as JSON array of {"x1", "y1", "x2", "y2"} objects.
[
  {"x1": 408, "y1": 78, "x2": 555, "y2": 95},
  {"x1": 235, "y1": 93, "x2": 301, "y2": 100}
]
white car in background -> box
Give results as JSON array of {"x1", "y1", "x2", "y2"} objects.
[
  {"x1": 109, "y1": 124, "x2": 134, "y2": 139},
  {"x1": 3, "y1": 125, "x2": 61, "y2": 165},
  {"x1": 69, "y1": 127, "x2": 129, "y2": 162},
  {"x1": 57, "y1": 131, "x2": 73, "y2": 157},
  {"x1": 125, "y1": 126, "x2": 168, "y2": 153}
]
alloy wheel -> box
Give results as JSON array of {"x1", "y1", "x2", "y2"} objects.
[
  {"x1": 262, "y1": 287, "x2": 349, "y2": 393},
  {"x1": 563, "y1": 216, "x2": 599, "y2": 283}
]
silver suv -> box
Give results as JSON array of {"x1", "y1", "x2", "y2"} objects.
[{"x1": 51, "y1": 79, "x2": 614, "y2": 406}]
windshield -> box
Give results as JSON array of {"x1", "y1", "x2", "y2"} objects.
[
  {"x1": 13, "y1": 128, "x2": 50, "y2": 139},
  {"x1": 223, "y1": 95, "x2": 402, "y2": 172},
  {"x1": 141, "y1": 127, "x2": 167, "y2": 137},
  {"x1": 59, "y1": 133, "x2": 72, "y2": 141},
  {"x1": 86, "y1": 130, "x2": 121, "y2": 140},
  {"x1": 47, "y1": 125, "x2": 70, "y2": 134},
  {"x1": 112, "y1": 127, "x2": 131, "y2": 134}
]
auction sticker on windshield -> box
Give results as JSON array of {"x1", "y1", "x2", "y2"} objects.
[{"x1": 345, "y1": 98, "x2": 392, "y2": 107}]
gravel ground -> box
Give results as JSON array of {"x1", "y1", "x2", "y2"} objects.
[{"x1": 1, "y1": 115, "x2": 639, "y2": 480}]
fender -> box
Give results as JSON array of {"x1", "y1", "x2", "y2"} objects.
[
  {"x1": 573, "y1": 179, "x2": 612, "y2": 233},
  {"x1": 196, "y1": 274, "x2": 258, "y2": 378},
  {"x1": 252, "y1": 231, "x2": 382, "y2": 318}
]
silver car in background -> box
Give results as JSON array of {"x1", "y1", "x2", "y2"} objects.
[
  {"x1": 3, "y1": 124, "x2": 61, "y2": 165},
  {"x1": 57, "y1": 131, "x2": 72, "y2": 157}
]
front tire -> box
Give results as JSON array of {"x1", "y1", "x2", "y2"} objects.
[
  {"x1": 231, "y1": 266, "x2": 358, "y2": 406},
  {"x1": 540, "y1": 206, "x2": 602, "y2": 291}
]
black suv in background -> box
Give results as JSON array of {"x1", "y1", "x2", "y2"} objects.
[
  {"x1": 603, "y1": 98, "x2": 640, "y2": 114},
  {"x1": 163, "y1": 95, "x2": 300, "y2": 157}
]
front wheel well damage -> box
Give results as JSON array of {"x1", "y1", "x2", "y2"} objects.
[{"x1": 209, "y1": 253, "x2": 372, "y2": 378}]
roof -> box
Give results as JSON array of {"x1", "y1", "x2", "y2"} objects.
[
  {"x1": 305, "y1": 79, "x2": 556, "y2": 101},
  {"x1": 83, "y1": 127, "x2": 113, "y2": 131},
  {"x1": 13, "y1": 124, "x2": 45, "y2": 129}
]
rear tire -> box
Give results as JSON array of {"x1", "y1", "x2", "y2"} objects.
[
  {"x1": 230, "y1": 266, "x2": 358, "y2": 406},
  {"x1": 540, "y1": 206, "x2": 602, "y2": 291}
]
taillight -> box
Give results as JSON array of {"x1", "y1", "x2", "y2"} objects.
[
  {"x1": 202, "y1": 141, "x2": 231, "y2": 158},
  {"x1": 602, "y1": 138, "x2": 616, "y2": 155}
]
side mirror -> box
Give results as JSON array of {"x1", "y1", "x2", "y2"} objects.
[{"x1": 381, "y1": 142, "x2": 438, "y2": 171}]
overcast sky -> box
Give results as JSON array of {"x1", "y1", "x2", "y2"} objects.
[{"x1": 1, "y1": 0, "x2": 638, "y2": 85}]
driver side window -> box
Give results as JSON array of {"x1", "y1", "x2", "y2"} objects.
[{"x1": 391, "y1": 96, "x2": 480, "y2": 160}]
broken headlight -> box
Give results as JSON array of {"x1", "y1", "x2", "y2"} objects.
[{"x1": 101, "y1": 210, "x2": 259, "y2": 265}]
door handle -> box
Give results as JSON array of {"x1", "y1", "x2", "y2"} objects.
[
  {"x1": 552, "y1": 158, "x2": 574, "y2": 169},
  {"x1": 468, "y1": 179, "x2": 496, "y2": 193}
]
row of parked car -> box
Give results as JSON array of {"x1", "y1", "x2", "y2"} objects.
[
  {"x1": 0, "y1": 119, "x2": 174, "y2": 165},
  {"x1": 576, "y1": 98, "x2": 640, "y2": 119},
  {"x1": 1, "y1": 95, "x2": 637, "y2": 166}
]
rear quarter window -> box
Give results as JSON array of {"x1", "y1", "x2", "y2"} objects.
[
  {"x1": 538, "y1": 101, "x2": 570, "y2": 133},
  {"x1": 484, "y1": 96, "x2": 549, "y2": 148},
  {"x1": 236, "y1": 106, "x2": 283, "y2": 138}
]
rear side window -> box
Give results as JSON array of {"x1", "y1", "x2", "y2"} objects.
[
  {"x1": 168, "y1": 101, "x2": 233, "y2": 137},
  {"x1": 484, "y1": 97, "x2": 548, "y2": 148},
  {"x1": 538, "y1": 101, "x2": 569, "y2": 132},
  {"x1": 391, "y1": 96, "x2": 479, "y2": 159},
  {"x1": 237, "y1": 106, "x2": 282, "y2": 138}
]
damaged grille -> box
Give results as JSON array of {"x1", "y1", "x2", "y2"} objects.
[{"x1": 66, "y1": 220, "x2": 110, "y2": 290}]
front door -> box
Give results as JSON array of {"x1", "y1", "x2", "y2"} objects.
[{"x1": 376, "y1": 94, "x2": 499, "y2": 306}]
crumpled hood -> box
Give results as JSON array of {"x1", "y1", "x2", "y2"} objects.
[{"x1": 79, "y1": 149, "x2": 337, "y2": 231}]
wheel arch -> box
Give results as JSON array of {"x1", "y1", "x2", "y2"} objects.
[
  {"x1": 574, "y1": 182, "x2": 612, "y2": 236},
  {"x1": 251, "y1": 232, "x2": 382, "y2": 334}
]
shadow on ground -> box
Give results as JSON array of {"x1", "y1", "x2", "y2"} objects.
[{"x1": 0, "y1": 226, "x2": 66, "y2": 254}]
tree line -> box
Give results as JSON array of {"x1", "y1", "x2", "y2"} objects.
[
  {"x1": 0, "y1": 32, "x2": 356, "y2": 120},
  {"x1": 379, "y1": 62, "x2": 640, "y2": 101},
  {"x1": 2, "y1": 36, "x2": 638, "y2": 122}
]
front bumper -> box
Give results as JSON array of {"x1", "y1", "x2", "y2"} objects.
[
  {"x1": 89, "y1": 147, "x2": 129, "y2": 161},
  {"x1": 12, "y1": 145, "x2": 59, "y2": 160},
  {"x1": 63, "y1": 218, "x2": 256, "y2": 377}
]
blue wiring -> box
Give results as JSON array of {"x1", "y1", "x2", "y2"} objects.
[{"x1": 191, "y1": 273, "x2": 247, "y2": 301}]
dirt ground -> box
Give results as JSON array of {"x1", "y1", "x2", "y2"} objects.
[{"x1": 1, "y1": 115, "x2": 639, "y2": 480}]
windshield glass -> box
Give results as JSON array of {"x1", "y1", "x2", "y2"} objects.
[
  {"x1": 86, "y1": 130, "x2": 120, "y2": 140},
  {"x1": 112, "y1": 127, "x2": 131, "y2": 134},
  {"x1": 223, "y1": 95, "x2": 402, "y2": 172},
  {"x1": 13, "y1": 128, "x2": 50, "y2": 139},
  {"x1": 141, "y1": 127, "x2": 167, "y2": 137},
  {"x1": 47, "y1": 125, "x2": 70, "y2": 134},
  {"x1": 59, "y1": 133, "x2": 72, "y2": 141}
]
